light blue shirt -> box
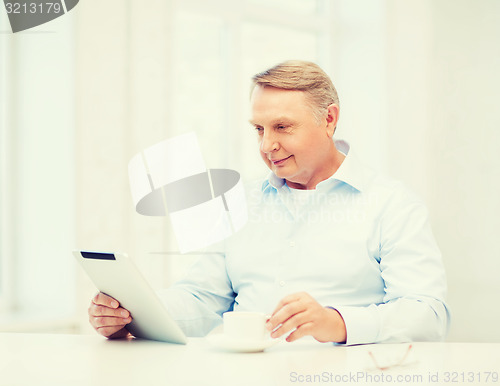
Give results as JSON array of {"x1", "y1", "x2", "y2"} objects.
[{"x1": 158, "y1": 140, "x2": 450, "y2": 345}]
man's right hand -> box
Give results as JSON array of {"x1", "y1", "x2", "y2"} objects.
[{"x1": 88, "y1": 292, "x2": 132, "y2": 339}]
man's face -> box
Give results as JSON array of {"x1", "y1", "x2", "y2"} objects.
[{"x1": 249, "y1": 85, "x2": 337, "y2": 189}]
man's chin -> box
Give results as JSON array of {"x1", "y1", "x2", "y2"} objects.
[{"x1": 272, "y1": 168, "x2": 291, "y2": 179}]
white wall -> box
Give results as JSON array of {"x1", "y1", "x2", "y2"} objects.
[
  {"x1": 382, "y1": 0, "x2": 500, "y2": 342},
  {"x1": 428, "y1": 0, "x2": 500, "y2": 342}
]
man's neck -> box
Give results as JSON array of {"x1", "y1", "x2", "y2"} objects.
[{"x1": 286, "y1": 147, "x2": 346, "y2": 190}]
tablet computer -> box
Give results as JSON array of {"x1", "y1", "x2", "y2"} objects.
[{"x1": 73, "y1": 250, "x2": 187, "y2": 344}]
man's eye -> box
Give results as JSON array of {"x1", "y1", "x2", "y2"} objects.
[{"x1": 254, "y1": 126, "x2": 263, "y2": 132}]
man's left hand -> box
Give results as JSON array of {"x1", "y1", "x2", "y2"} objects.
[{"x1": 266, "y1": 292, "x2": 347, "y2": 343}]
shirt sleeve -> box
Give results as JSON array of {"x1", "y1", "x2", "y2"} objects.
[
  {"x1": 334, "y1": 184, "x2": 451, "y2": 345},
  {"x1": 157, "y1": 252, "x2": 236, "y2": 337}
]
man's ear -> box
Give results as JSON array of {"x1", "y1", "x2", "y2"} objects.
[{"x1": 325, "y1": 104, "x2": 339, "y2": 138}]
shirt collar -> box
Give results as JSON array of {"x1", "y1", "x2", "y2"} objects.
[
  {"x1": 262, "y1": 139, "x2": 372, "y2": 193},
  {"x1": 322, "y1": 139, "x2": 371, "y2": 192}
]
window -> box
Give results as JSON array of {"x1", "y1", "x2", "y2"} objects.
[
  {"x1": 170, "y1": 0, "x2": 332, "y2": 181},
  {"x1": 0, "y1": 12, "x2": 76, "y2": 326}
]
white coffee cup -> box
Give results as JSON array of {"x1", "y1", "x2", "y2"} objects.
[{"x1": 223, "y1": 311, "x2": 268, "y2": 341}]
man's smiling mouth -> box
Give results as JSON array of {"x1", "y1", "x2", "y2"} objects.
[{"x1": 271, "y1": 155, "x2": 292, "y2": 165}]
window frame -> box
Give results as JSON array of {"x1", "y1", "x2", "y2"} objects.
[{"x1": 0, "y1": 25, "x2": 14, "y2": 313}]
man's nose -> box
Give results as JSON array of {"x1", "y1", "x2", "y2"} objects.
[{"x1": 260, "y1": 131, "x2": 278, "y2": 153}]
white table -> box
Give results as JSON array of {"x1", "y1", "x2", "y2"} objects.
[{"x1": 0, "y1": 333, "x2": 498, "y2": 386}]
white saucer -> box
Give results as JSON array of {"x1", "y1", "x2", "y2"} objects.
[{"x1": 206, "y1": 334, "x2": 279, "y2": 353}]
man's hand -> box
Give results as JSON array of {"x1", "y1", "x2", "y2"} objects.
[
  {"x1": 88, "y1": 292, "x2": 132, "y2": 339},
  {"x1": 266, "y1": 292, "x2": 347, "y2": 343}
]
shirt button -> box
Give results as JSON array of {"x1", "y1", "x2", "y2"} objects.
[
  {"x1": 289, "y1": 241, "x2": 295, "y2": 247},
  {"x1": 279, "y1": 280, "x2": 285, "y2": 287}
]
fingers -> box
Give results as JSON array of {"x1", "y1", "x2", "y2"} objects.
[
  {"x1": 88, "y1": 292, "x2": 132, "y2": 338},
  {"x1": 267, "y1": 292, "x2": 311, "y2": 336},
  {"x1": 267, "y1": 292, "x2": 343, "y2": 343},
  {"x1": 270, "y1": 309, "x2": 308, "y2": 339},
  {"x1": 92, "y1": 292, "x2": 119, "y2": 309},
  {"x1": 101, "y1": 326, "x2": 131, "y2": 339},
  {"x1": 270, "y1": 293, "x2": 303, "y2": 316},
  {"x1": 89, "y1": 311, "x2": 132, "y2": 337},
  {"x1": 89, "y1": 293, "x2": 130, "y2": 319},
  {"x1": 285, "y1": 322, "x2": 314, "y2": 342},
  {"x1": 92, "y1": 316, "x2": 132, "y2": 328},
  {"x1": 91, "y1": 304, "x2": 130, "y2": 318}
]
